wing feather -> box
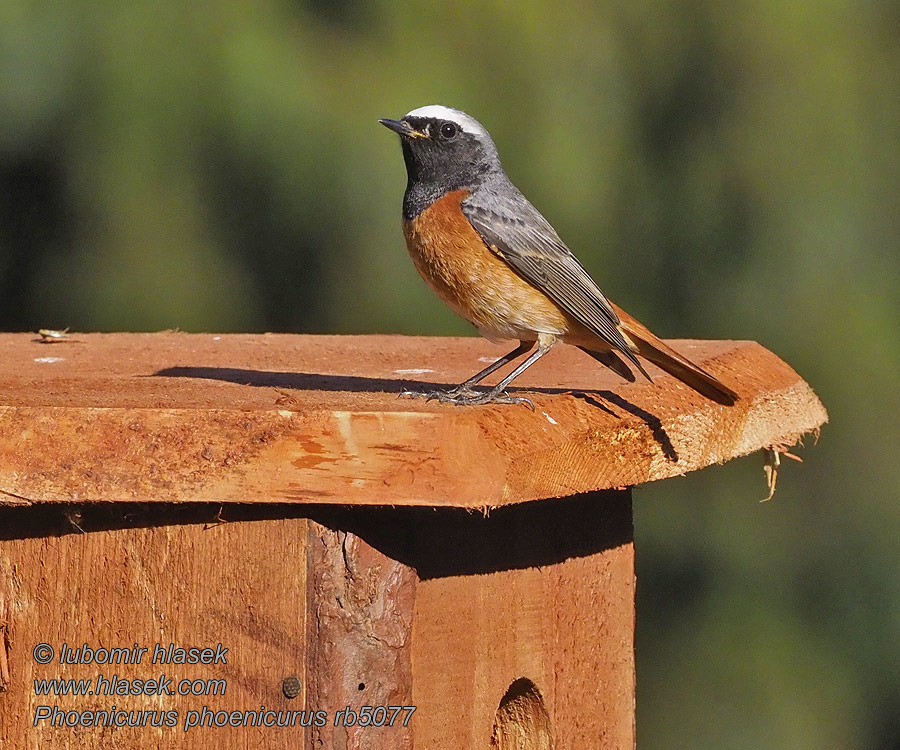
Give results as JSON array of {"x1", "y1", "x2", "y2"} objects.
[{"x1": 462, "y1": 188, "x2": 641, "y2": 368}]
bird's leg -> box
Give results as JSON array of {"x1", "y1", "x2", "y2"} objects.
[
  {"x1": 403, "y1": 340, "x2": 554, "y2": 408},
  {"x1": 452, "y1": 340, "x2": 536, "y2": 394},
  {"x1": 454, "y1": 340, "x2": 554, "y2": 408},
  {"x1": 400, "y1": 340, "x2": 535, "y2": 404}
]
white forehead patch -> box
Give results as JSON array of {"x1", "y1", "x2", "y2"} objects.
[{"x1": 403, "y1": 105, "x2": 488, "y2": 137}]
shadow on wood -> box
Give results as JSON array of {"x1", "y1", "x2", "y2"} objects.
[{"x1": 0, "y1": 490, "x2": 632, "y2": 580}]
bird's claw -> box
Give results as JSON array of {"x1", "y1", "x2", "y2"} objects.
[
  {"x1": 399, "y1": 387, "x2": 534, "y2": 409},
  {"x1": 400, "y1": 385, "x2": 478, "y2": 403}
]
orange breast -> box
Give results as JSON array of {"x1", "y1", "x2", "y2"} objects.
[{"x1": 402, "y1": 190, "x2": 570, "y2": 342}]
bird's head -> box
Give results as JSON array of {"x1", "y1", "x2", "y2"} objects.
[{"x1": 379, "y1": 105, "x2": 503, "y2": 205}]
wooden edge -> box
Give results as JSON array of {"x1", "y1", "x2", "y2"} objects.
[{"x1": 0, "y1": 340, "x2": 826, "y2": 508}]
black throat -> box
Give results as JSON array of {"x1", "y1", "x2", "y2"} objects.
[
  {"x1": 399, "y1": 137, "x2": 499, "y2": 219},
  {"x1": 402, "y1": 179, "x2": 455, "y2": 220}
]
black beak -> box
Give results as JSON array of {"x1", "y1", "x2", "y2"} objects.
[{"x1": 379, "y1": 118, "x2": 427, "y2": 139}]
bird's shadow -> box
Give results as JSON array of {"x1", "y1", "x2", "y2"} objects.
[{"x1": 153, "y1": 366, "x2": 678, "y2": 462}]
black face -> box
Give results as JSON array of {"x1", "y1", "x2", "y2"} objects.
[
  {"x1": 380, "y1": 115, "x2": 500, "y2": 218},
  {"x1": 397, "y1": 116, "x2": 490, "y2": 187}
]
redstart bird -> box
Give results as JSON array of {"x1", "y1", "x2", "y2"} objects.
[{"x1": 380, "y1": 105, "x2": 737, "y2": 407}]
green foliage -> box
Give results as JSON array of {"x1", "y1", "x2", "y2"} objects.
[{"x1": 1, "y1": 0, "x2": 898, "y2": 746}]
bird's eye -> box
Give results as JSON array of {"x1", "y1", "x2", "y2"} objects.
[{"x1": 439, "y1": 122, "x2": 458, "y2": 140}]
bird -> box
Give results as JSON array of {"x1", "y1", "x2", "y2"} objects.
[{"x1": 379, "y1": 105, "x2": 737, "y2": 408}]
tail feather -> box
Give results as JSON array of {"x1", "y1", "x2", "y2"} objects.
[
  {"x1": 632, "y1": 335, "x2": 739, "y2": 405},
  {"x1": 612, "y1": 304, "x2": 738, "y2": 405}
]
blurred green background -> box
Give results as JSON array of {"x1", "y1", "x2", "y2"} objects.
[{"x1": 1, "y1": 0, "x2": 897, "y2": 746}]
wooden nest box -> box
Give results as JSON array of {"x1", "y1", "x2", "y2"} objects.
[{"x1": 0, "y1": 333, "x2": 826, "y2": 748}]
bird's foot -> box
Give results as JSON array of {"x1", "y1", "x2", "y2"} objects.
[
  {"x1": 399, "y1": 386, "x2": 534, "y2": 409},
  {"x1": 399, "y1": 384, "x2": 479, "y2": 403}
]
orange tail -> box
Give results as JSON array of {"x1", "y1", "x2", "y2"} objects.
[{"x1": 613, "y1": 304, "x2": 738, "y2": 405}]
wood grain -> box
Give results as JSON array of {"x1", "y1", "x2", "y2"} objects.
[{"x1": 0, "y1": 514, "x2": 310, "y2": 749}]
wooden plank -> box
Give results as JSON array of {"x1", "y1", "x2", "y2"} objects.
[
  {"x1": 0, "y1": 510, "x2": 310, "y2": 749},
  {"x1": 304, "y1": 525, "x2": 416, "y2": 750},
  {"x1": 0, "y1": 507, "x2": 419, "y2": 749},
  {"x1": 408, "y1": 491, "x2": 635, "y2": 749},
  {"x1": 0, "y1": 333, "x2": 826, "y2": 508}
]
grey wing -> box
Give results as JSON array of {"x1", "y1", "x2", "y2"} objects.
[{"x1": 462, "y1": 187, "x2": 641, "y2": 368}]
